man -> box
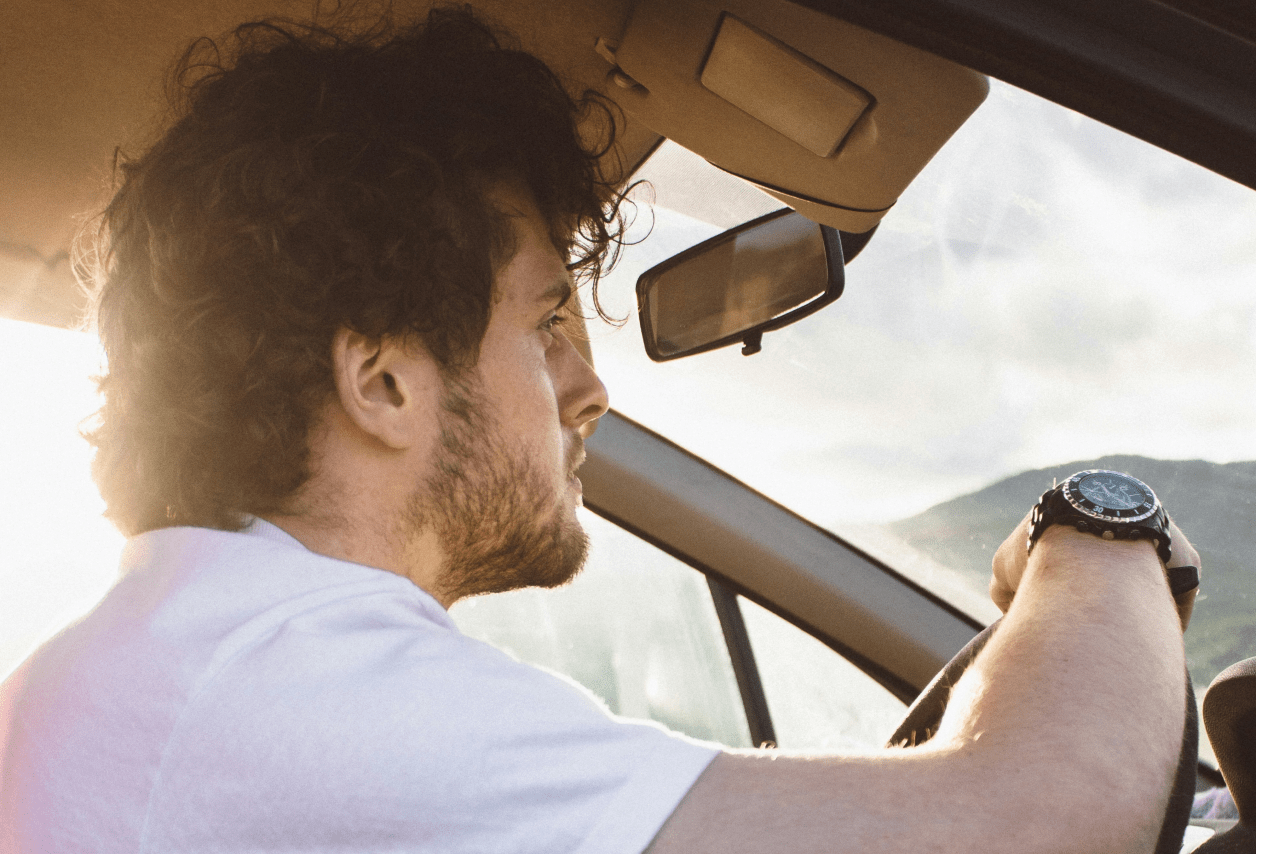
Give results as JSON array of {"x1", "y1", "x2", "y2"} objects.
[{"x1": 0, "y1": 7, "x2": 1198, "y2": 853}]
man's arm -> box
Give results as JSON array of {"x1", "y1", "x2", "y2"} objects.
[{"x1": 647, "y1": 520, "x2": 1193, "y2": 854}]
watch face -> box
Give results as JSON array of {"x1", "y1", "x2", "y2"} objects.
[{"x1": 1064, "y1": 470, "x2": 1158, "y2": 522}]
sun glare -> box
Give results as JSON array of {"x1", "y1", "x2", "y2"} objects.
[{"x1": 0, "y1": 318, "x2": 123, "y2": 680}]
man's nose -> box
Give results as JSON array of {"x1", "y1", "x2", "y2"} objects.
[{"x1": 555, "y1": 330, "x2": 609, "y2": 434}]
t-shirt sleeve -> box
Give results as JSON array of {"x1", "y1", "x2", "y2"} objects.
[{"x1": 142, "y1": 596, "x2": 720, "y2": 854}]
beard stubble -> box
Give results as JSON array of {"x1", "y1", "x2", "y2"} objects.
[{"x1": 402, "y1": 374, "x2": 589, "y2": 604}]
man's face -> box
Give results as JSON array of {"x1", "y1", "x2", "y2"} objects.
[{"x1": 405, "y1": 184, "x2": 609, "y2": 603}]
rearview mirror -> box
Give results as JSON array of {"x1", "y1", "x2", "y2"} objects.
[{"x1": 637, "y1": 209, "x2": 869, "y2": 361}]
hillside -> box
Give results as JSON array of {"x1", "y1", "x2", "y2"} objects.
[{"x1": 887, "y1": 456, "x2": 1255, "y2": 687}]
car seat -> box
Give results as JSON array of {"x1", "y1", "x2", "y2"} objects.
[{"x1": 1193, "y1": 657, "x2": 1255, "y2": 853}]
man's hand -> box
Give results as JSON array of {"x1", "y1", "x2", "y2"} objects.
[{"x1": 990, "y1": 513, "x2": 1201, "y2": 632}]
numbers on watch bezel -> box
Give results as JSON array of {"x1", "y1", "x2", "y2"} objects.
[{"x1": 1062, "y1": 469, "x2": 1159, "y2": 523}]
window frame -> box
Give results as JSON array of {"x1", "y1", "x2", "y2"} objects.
[{"x1": 581, "y1": 409, "x2": 986, "y2": 705}]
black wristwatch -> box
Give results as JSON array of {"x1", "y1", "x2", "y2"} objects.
[{"x1": 1027, "y1": 469, "x2": 1198, "y2": 596}]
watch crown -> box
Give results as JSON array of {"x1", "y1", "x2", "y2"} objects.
[{"x1": 1102, "y1": 530, "x2": 1115, "y2": 540}]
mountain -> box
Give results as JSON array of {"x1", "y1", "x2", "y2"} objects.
[{"x1": 887, "y1": 456, "x2": 1255, "y2": 687}]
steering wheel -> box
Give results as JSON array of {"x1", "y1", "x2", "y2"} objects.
[{"x1": 886, "y1": 618, "x2": 1199, "y2": 854}]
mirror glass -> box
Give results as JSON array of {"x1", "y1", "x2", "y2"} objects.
[{"x1": 638, "y1": 210, "x2": 836, "y2": 360}]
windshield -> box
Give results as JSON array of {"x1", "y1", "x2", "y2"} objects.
[{"x1": 587, "y1": 79, "x2": 1255, "y2": 748}]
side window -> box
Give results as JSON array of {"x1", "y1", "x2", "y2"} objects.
[
  {"x1": 450, "y1": 510, "x2": 753, "y2": 748},
  {"x1": 453, "y1": 507, "x2": 910, "y2": 754},
  {"x1": 738, "y1": 596, "x2": 906, "y2": 752},
  {"x1": 0, "y1": 321, "x2": 122, "y2": 682}
]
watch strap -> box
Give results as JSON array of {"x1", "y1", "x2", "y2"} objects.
[{"x1": 1166, "y1": 565, "x2": 1200, "y2": 597}]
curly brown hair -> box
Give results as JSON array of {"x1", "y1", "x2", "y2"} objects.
[{"x1": 84, "y1": 6, "x2": 628, "y2": 536}]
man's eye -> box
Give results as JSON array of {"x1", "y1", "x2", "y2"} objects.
[{"x1": 540, "y1": 313, "x2": 566, "y2": 332}]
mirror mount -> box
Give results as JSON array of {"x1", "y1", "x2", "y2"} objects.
[{"x1": 838, "y1": 226, "x2": 877, "y2": 265}]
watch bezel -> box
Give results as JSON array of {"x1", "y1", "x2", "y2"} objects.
[{"x1": 1062, "y1": 469, "x2": 1159, "y2": 523}]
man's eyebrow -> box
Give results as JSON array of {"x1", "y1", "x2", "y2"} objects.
[{"x1": 539, "y1": 280, "x2": 573, "y2": 309}]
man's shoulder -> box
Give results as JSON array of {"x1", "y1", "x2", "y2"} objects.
[
  {"x1": 125, "y1": 522, "x2": 446, "y2": 632},
  {"x1": 46, "y1": 523, "x2": 614, "y2": 722},
  {"x1": 15, "y1": 524, "x2": 447, "y2": 722},
  {"x1": 4, "y1": 523, "x2": 718, "y2": 853}
]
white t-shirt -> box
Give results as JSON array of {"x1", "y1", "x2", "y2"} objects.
[{"x1": 0, "y1": 520, "x2": 719, "y2": 853}]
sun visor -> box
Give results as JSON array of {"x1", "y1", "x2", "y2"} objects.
[{"x1": 602, "y1": 0, "x2": 988, "y2": 233}]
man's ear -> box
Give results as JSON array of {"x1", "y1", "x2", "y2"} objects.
[{"x1": 331, "y1": 328, "x2": 435, "y2": 450}]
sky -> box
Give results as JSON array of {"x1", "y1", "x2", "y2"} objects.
[{"x1": 0, "y1": 79, "x2": 1260, "y2": 682}]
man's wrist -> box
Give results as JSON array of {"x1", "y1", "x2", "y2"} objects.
[{"x1": 1024, "y1": 523, "x2": 1167, "y2": 587}]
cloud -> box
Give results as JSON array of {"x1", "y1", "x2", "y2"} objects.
[{"x1": 590, "y1": 80, "x2": 1254, "y2": 530}]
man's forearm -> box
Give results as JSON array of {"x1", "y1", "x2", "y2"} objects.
[
  {"x1": 933, "y1": 524, "x2": 1187, "y2": 852},
  {"x1": 648, "y1": 523, "x2": 1190, "y2": 854}
]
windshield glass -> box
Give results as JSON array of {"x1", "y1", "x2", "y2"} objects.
[{"x1": 588, "y1": 79, "x2": 1255, "y2": 747}]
